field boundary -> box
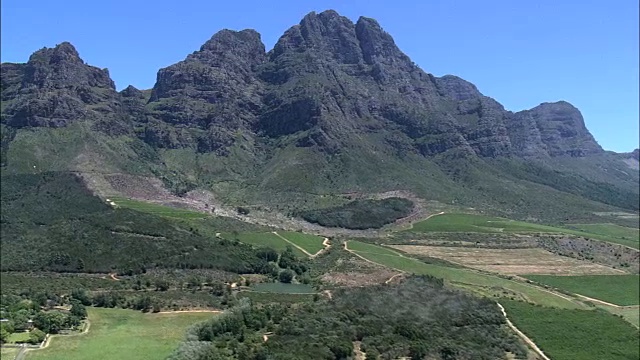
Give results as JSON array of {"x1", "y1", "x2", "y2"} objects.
[{"x1": 497, "y1": 303, "x2": 551, "y2": 360}]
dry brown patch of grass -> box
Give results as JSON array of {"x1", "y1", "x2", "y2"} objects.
[{"x1": 389, "y1": 245, "x2": 624, "y2": 276}]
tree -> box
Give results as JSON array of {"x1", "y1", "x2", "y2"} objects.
[
  {"x1": 0, "y1": 326, "x2": 10, "y2": 344},
  {"x1": 279, "y1": 269, "x2": 294, "y2": 284},
  {"x1": 71, "y1": 288, "x2": 91, "y2": 306},
  {"x1": 70, "y1": 301, "x2": 87, "y2": 319},
  {"x1": 33, "y1": 311, "x2": 67, "y2": 334},
  {"x1": 28, "y1": 328, "x2": 46, "y2": 344},
  {"x1": 155, "y1": 279, "x2": 170, "y2": 291},
  {"x1": 278, "y1": 247, "x2": 297, "y2": 269}
]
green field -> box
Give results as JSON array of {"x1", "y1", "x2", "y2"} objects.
[
  {"x1": 7, "y1": 331, "x2": 31, "y2": 343},
  {"x1": 1, "y1": 347, "x2": 19, "y2": 359},
  {"x1": 250, "y1": 282, "x2": 315, "y2": 294},
  {"x1": 220, "y1": 232, "x2": 306, "y2": 257},
  {"x1": 565, "y1": 223, "x2": 639, "y2": 248},
  {"x1": 347, "y1": 241, "x2": 584, "y2": 309},
  {"x1": 524, "y1": 275, "x2": 640, "y2": 306},
  {"x1": 278, "y1": 231, "x2": 325, "y2": 254},
  {"x1": 109, "y1": 197, "x2": 207, "y2": 219},
  {"x1": 410, "y1": 213, "x2": 639, "y2": 249},
  {"x1": 27, "y1": 308, "x2": 214, "y2": 360},
  {"x1": 502, "y1": 300, "x2": 639, "y2": 360}
]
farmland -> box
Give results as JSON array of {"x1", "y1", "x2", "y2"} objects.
[
  {"x1": 501, "y1": 300, "x2": 640, "y2": 360},
  {"x1": 389, "y1": 245, "x2": 623, "y2": 275},
  {"x1": 27, "y1": 308, "x2": 214, "y2": 360},
  {"x1": 409, "y1": 213, "x2": 640, "y2": 249},
  {"x1": 524, "y1": 275, "x2": 640, "y2": 306},
  {"x1": 219, "y1": 232, "x2": 306, "y2": 257},
  {"x1": 346, "y1": 241, "x2": 585, "y2": 309},
  {"x1": 278, "y1": 231, "x2": 326, "y2": 254}
]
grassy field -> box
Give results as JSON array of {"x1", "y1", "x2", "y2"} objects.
[
  {"x1": 565, "y1": 223, "x2": 639, "y2": 248},
  {"x1": 390, "y1": 245, "x2": 621, "y2": 275},
  {"x1": 605, "y1": 306, "x2": 640, "y2": 328},
  {"x1": 220, "y1": 232, "x2": 306, "y2": 257},
  {"x1": 347, "y1": 241, "x2": 585, "y2": 309},
  {"x1": 524, "y1": 275, "x2": 640, "y2": 306},
  {"x1": 277, "y1": 231, "x2": 325, "y2": 254},
  {"x1": 109, "y1": 197, "x2": 207, "y2": 219},
  {"x1": 410, "y1": 213, "x2": 639, "y2": 249},
  {"x1": 27, "y1": 307, "x2": 214, "y2": 360},
  {"x1": 7, "y1": 331, "x2": 31, "y2": 343},
  {"x1": 1, "y1": 347, "x2": 19, "y2": 359},
  {"x1": 502, "y1": 300, "x2": 639, "y2": 360}
]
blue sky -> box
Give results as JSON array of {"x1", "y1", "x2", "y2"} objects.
[{"x1": 1, "y1": 0, "x2": 638, "y2": 152}]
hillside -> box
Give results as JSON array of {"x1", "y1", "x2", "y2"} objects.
[{"x1": 1, "y1": 10, "x2": 638, "y2": 225}]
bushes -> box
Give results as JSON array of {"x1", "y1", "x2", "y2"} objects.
[
  {"x1": 298, "y1": 197, "x2": 414, "y2": 229},
  {"x1": 0, "y1": 172, "x2": 269, "y2": 274},
  {"x1": 168, "y1": 275, "x2": 526, "y2": 360}
]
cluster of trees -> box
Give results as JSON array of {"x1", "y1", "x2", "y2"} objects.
[
  {"x1": 0, "y1": 293, "x2": 87, "y2": 345},
  {"x1": 298, "y1": 197, "x2": 414, "y2": 229},
  {"x1": 168, "y1": 276, "x2": 526, "y2": 360},
  {"x1": 254, "y1": 246, "x2": 309, "y2": 284},
  {"x1": 0, "y1": 172, "x2": 272, "y2": 275}
]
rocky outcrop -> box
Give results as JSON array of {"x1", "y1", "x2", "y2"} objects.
[
  {"x1": 0, "y1": 42, "x2": 127, "y2": 132},
  {"x1": 511, "y1": 101, "x2": 603, "y2": 157}
]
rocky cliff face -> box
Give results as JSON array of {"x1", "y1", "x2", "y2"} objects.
[
  {"x1": 0, "y1": 42, "x2": 129, "y2": 134},
  {"x1": 1, "y1": 10, "x2": 607, "y2": 161}
]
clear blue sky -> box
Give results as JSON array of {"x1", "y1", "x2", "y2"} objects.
[{"x1": 2, "y1": 0, "x2": 638, "y2": 152}]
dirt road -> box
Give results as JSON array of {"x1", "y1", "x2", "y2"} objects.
[{"x1": 497, "y1": 303, "x2": 551, "y2": 360}]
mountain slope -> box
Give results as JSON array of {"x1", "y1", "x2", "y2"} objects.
[{"x1": 1, "y1": 9, "x2": 637, "y2": 225}]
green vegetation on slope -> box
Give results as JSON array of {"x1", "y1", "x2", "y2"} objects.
[
  {"x1": 347, "y1": 241, "x2": 583, "y2": 309},
  {"x1": 168, "y1": 277, "x2": 525, "y2": 360},
  {"x1": 524, "y1": 275, "x2": 640, "y2": 306},
  {"x1": 0, "y1": 172, "x2": 271, "y2": 274},
  {"x1": 501, "y1": 300, "x2": 639, "y2": 360},
  {"x1": 27, "y1": 307, "x2": 214, "y2": 360},
  {"x1": 410, "y1": 213, "x2": 640, "y2": 249},
  {"x1": 298, "y1": 197, "x2": 414, "y2": 229}
]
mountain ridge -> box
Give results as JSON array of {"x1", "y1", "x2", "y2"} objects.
[{"x1": 1, "y1": 9, "x2": 637, "y2": 223}]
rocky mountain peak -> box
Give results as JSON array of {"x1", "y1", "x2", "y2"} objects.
[
  {"x1": 28, "y1": 42, "x2": 83, "y2": 65},
  {"x1": 512, "y1": 101, "x2": 603, "y2": 157},
  {"x1": 193, "y1": 29, "x2": 266, "y2": 65},
  {"x1": 435, "y1": 75, "x2": 482, "y2": 101}
]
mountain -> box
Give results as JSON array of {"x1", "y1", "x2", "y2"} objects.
[{"x1": 1, "y1": 10, "x2": 638, "y2": 225}]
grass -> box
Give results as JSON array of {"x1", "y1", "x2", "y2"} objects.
[
  {"x1": 278, "y1": 231, "x2": 325, "y2": 254},
  {"x1": 220, "y1": 232, "x2": 306, "y2": 257},
  {"x1": 410, "y1": 213, "x2": 640, "y2": 249},
  {"x1": 565, "y1": 223, "x2": 639, "y2": 248},
  {"x1": 605, "y1": 306, "x2": 640, "y2": 328},
  {"x1": 1, "y1": 347, "x2": 19, "y2": 360},
  {"x1": 109, "y1": 197, "x2": 207, "y2": 219},
  {"x1": 27, "y1": 307, "x2": 214, "y2": 360},
  {"x1": 390, "y1": 245, "x2": 622, "y2": 275},
  {"x1": 523, "y1": 275, "x2": 640, "y2": 306},
  {"x1": 347, "y1": 241, "x2": 585, "y2": 309},
  {"x1": 501, "y1": 300, "x2": 639, "y2": 360},
  {"x1": 7, "y1": 331, "x2": 31, "y2": 343}
]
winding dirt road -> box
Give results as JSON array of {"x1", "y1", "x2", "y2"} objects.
[{"x1": 497, "y1": 303, "x2": 551, "y2": 360}]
